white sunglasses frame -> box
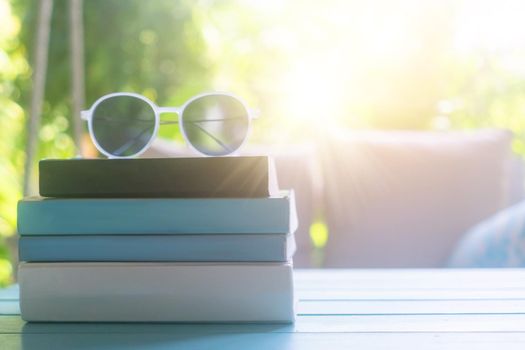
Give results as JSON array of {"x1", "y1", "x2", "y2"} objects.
[{"x1": 81, "y1": 91, "x2": 259, "y2": 158}]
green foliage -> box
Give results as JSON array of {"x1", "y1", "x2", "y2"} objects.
[
  {"x1": 0, "y1": 0, "x2": 27, "y2": 286},
  {"x1": 445, "y1": 56, "x2": 525, "y2": 157},
  {"x1": 18, "y1": 0, "x2": 217, "y2": 155}
]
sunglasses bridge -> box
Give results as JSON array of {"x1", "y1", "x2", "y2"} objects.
[{"x1": 157, "y1": 107, "x2": 182, "y2": 114}]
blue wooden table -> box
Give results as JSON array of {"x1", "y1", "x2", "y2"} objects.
[{"x1": 2, "y1": 269, "x2": 525, "y2": 349}]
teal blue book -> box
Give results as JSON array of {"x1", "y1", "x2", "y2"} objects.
[
  {"x1": 17, "y1": 192, "x2": 296, "y2": 235},
  {"x1": 18, "y1": 234, "x2": 295, "y2": 262}
]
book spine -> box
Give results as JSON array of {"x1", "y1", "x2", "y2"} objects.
[
  {"x1": 17, "y1": 194, "x2": 295, "y2": 235},
  {"x1": 19, "y1": 235, "x2": 292, "y2": 262},
  {"x1": 19, "y1": 262, "x2": 295, "y2": 322}
]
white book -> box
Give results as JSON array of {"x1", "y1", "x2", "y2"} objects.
[{"x1": 19, "y1": 262, "x2": 295, "y2": 323}]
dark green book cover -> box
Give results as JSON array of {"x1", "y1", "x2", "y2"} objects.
[{"x1": 39, "y1": 156, "x2": 279, "y2": 198}]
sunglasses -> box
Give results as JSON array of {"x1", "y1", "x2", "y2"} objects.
[{"x1": 81, "y1": 92, "x2": 258, "y2": 158}]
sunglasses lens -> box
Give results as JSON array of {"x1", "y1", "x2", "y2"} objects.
[
  {"x1": 181, "y1": 95, "x2": 250, "y2": 156},
  {"x1": 91, "y1": 95, "x2": 156, "y2": 157}
]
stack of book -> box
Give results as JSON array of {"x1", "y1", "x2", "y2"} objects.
[{"x1": 17, "y1": 157, "x2": 296, "y2": 322}]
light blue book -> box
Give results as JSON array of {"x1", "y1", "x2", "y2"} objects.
[
  {"x1": 19, "y1": 234, "x2": 295, "y2": 262},
  {"x1": 18, "y1": 191, "x2": 296, "y2": 235}
]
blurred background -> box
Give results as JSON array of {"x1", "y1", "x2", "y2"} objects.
[{"x1": 2, "y1": 0, "x2": 525, "y2": 284}]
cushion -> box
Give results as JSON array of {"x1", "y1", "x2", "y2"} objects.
[
  {"x1": 449, "y1": 200, "x2": 525, "y2": 267},
  {"x1": 320, "y1": 129, "x2": 514, "y2": 267}
]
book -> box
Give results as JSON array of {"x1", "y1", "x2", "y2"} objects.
[
  {"x1": 17, "y1": 192, "x2": 297, "y2": 235},
  {"x1": 18, "y1": 234, "x2": 296, "y2": 262},
  {"x1": 19, "y1": 262, "x2": 295, "y2": 322},
  {"x1": 39, "y1": 156, "x2": 279, "y2": 198}
]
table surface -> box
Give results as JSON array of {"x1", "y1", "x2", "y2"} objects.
[{"x1": 2, "y1": 269, "x2": 525, "y2": 349}]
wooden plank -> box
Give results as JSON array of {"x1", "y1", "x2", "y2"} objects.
[
  {"x1": 0, "y1": 316, "x2": 24, "y2": 334},
  {"x1": 3, "y1": 331, "x2": 525, "y2": 350},
  {"x1": 297, "y1": 289, "x2": 525, "y2": 300},
  {"x1": 294, "y1": 314, "x2": 525, "y2": 332},
  {"x1": 295, "y1": 269, "x2": 525, "y2": 281},
  {"x1": 4, "y1": 313, "x2": 525, "y2": 334},
  {"x1": 0, "y1": 301, "x2": 20, "y2": 315},
  {"x1": 299, "y1": 299, "x2": 525, "y2": 315},
  {"x1": 0, "y1": 285, "x2": 18, "y2": 300},
  {"x1": 294, "y1": 269, "x2": 525, "y2": 289},
  {"x1": 295, "y1": 268, "x2": 525, "y2": 300}
]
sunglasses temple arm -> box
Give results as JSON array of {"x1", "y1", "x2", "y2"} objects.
[
  {"x1": 190, "y1": 123, "x2": 233, "y2": 153},
  {"x1": 112, "y1": 126, "x2": 155, "y2": 156}
]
